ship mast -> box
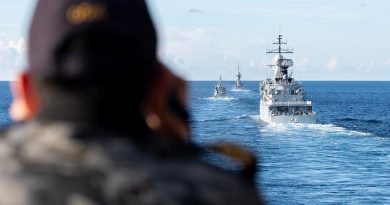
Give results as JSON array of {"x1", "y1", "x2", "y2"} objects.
[
  {"x1": 266, "y1": 34, "x2": 294, "y2": 82},
  {"x1": 266, "y1": 35, "x2": 293, "y2": 54},
  {"x1": 237, "y1": 60, "x2": 241, "y2": 80}
]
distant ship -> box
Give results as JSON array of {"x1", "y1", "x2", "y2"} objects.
[
  {"x1": 234, "y1": 62, "x2": 244, "y2": 89},
  {"x1": 214, "y1": 75, "x2": 227, "y2": 97},
  {"x1": 259, "y1": 35, "x2": 316, "y2": 123}
]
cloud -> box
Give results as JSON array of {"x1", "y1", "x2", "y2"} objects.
[
  {"x1": 359, "y1": 3, "x2": 373, "y2": 7},
  {"x1": 386, "y1": 58, "x2": 390, "y2": 66},
  {"x1": 8, "y1": 38, "x2": 26, "y2": 54},
  {"x1": 188, "y1": 8, "x2": 204, "y2": 14},
  {"x1": 226, "y1": 3, "x2": 363, "y2": 21},
  {"x1": 157, "y1": 26, "x2": 271, "y2": 80},
  {"x1": 158, "y1": 27, "x2": 221, "y2": 79},
  {"x1": 253, "y1": 38, "x2": 266, "y2": 45},
  {"x1": 368, "y1": 61, "x2": 375, "y2": 67},
  {"x1": 0, "y1": 36, "x2": 26, "y2": 80},
  {"x1": 326, "y1": 57, "x2": 337, "y2": 71},
  {"x1": 159, "y1": 27, "x2": 216, "y2": 60},
  {"x1": 249, "y1": 58, "x2": 268, "y2": 69},
  {"x1": 249, "y1": 59, "x2": 255, "y2": 67},
  {"x1": 295, "y1": 57, "x2": 309, "y2": 69}
]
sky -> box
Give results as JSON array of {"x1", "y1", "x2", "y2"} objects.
[{"x1": 1, "y1": 0, "x2": 389, "y2": 81}]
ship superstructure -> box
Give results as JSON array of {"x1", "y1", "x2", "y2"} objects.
[{"x1": 260, "y1": 35, "x2": 316, "y2": 123}]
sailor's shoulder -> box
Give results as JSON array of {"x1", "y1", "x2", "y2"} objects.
[
  {"x1": 0, "y1": 122, "x2": 124, "y2": 174},
  {"x1": 0, "y1": 123, "x2": 31, "y2": 159},
  {"x1": 145, "y1": 141, "x2": 263, "y2": 204},
  {"x1": 193, "y1": 142, "x2": 258, "y2": 183},
  {"x1": 0, "y1": 123, "x2": 146, "y2": 204}
]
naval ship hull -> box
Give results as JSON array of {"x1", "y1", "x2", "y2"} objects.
[{"x1": 260, "y1": 102, "x2": 316, "y2": 124}]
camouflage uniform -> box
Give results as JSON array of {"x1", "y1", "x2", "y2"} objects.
[{"x1": 0, "y1": 122, "x2": 263, "y2": 205}]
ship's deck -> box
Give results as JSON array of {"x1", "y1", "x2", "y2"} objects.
[{"x1": 264, "y1": 101, "x2": 312, "y2": 106}]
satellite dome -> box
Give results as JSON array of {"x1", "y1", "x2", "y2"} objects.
[
  {"x1": 280, "y1": 59, "x2": 294, "y2": 68},
  {"x1": 273, "y1": 54, "x2": 283, "y2": 64}
]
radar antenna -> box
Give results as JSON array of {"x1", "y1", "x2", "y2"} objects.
[{"x1": 266, "y1": 35, "x2": 294, "y2": 54}]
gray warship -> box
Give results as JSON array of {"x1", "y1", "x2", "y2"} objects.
[
  {"x1": 260, "y1": 35, "x2": 316, "y2": 123},
  {"x1": 234, "y1": 62, "x2": 244, "y2": 90},
  {"x1": 214, "y1": 75, "x2": 227, "y2": 97}
]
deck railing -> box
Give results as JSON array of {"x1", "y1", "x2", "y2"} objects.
[{"x1": 267, "y1": 101, "x2": 312, "y2": 106}]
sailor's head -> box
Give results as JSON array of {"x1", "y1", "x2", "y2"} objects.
[
  {"x1": 10, "y1": 0, "x2": 190, "y2": 139},
  {"x1": 10, "y1": 0, "x2": 158, "y2": 122}
]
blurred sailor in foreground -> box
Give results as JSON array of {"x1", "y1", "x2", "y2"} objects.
[{"x1": 0, "y1": 0, "x2": 264, "y2": 204}]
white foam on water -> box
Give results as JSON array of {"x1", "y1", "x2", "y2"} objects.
[
  {"x1": 204, "y1": 96, "x2": 238, "y2": 101},
  {"x1": 248, "y1": 115, "x2": 374, "y2": 137},
  {"x1": 249, "y1": 115, "x2": 262, "y2": 121},
  {"x1": 229, "y1": 89, "x2": 251, "y2": 92},
  {"x1": 193, "y1": 117, "x2": 230, "y2": 123},
  {"x1": 236, "y1": 114, "x2": 254, "y2": 119}
]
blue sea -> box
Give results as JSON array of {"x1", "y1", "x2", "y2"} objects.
[
  {"x1": 190, "y1": 81, "x2": 390, "y2": 205},
  {"x1": 0, "y1": 82, "x2": 12, "y2": 127},
  {"x1": 0, "y1": 81, "x2": 389, "y2": 204}
]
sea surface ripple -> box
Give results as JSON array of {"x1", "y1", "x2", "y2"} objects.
[{"x1": 190, "y1": 81, "x2": 390, "y2": 204}]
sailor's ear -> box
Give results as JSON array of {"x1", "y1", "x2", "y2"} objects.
[
  {"x1": 10, "y1": 72, "x2": 40, "y2": 122},
  {"x1": 143, "y1": 64, "x2": 172, "y2": 130},
  {"x1": 143, "y1": 62, "x2": 190, "y2": 141}
]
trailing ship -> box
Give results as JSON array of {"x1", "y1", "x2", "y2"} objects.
[
  {"x1": 214, "y1": 75, "x2": 227, "y2": 97},
  {"x1": 260, "y1": 35, "x2": 316, "y2": 123},
  {"x1": 234, "y1": 62, "x2": 244, "y2": 90}
]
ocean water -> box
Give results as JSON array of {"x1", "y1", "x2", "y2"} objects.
[
  {"x1": 190, "y1": 81, "x2": 390, "y2": 205},
  {"x1": 0, "y1": 82, "x2": 12, "y2": 127},
  {"x1": 0, "y1": 81, "x2": 389, "y2": 204}
]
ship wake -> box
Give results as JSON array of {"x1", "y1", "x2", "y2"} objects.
[{"x1": 260, "y1": 122, "x2": 374, "y2": 137}]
